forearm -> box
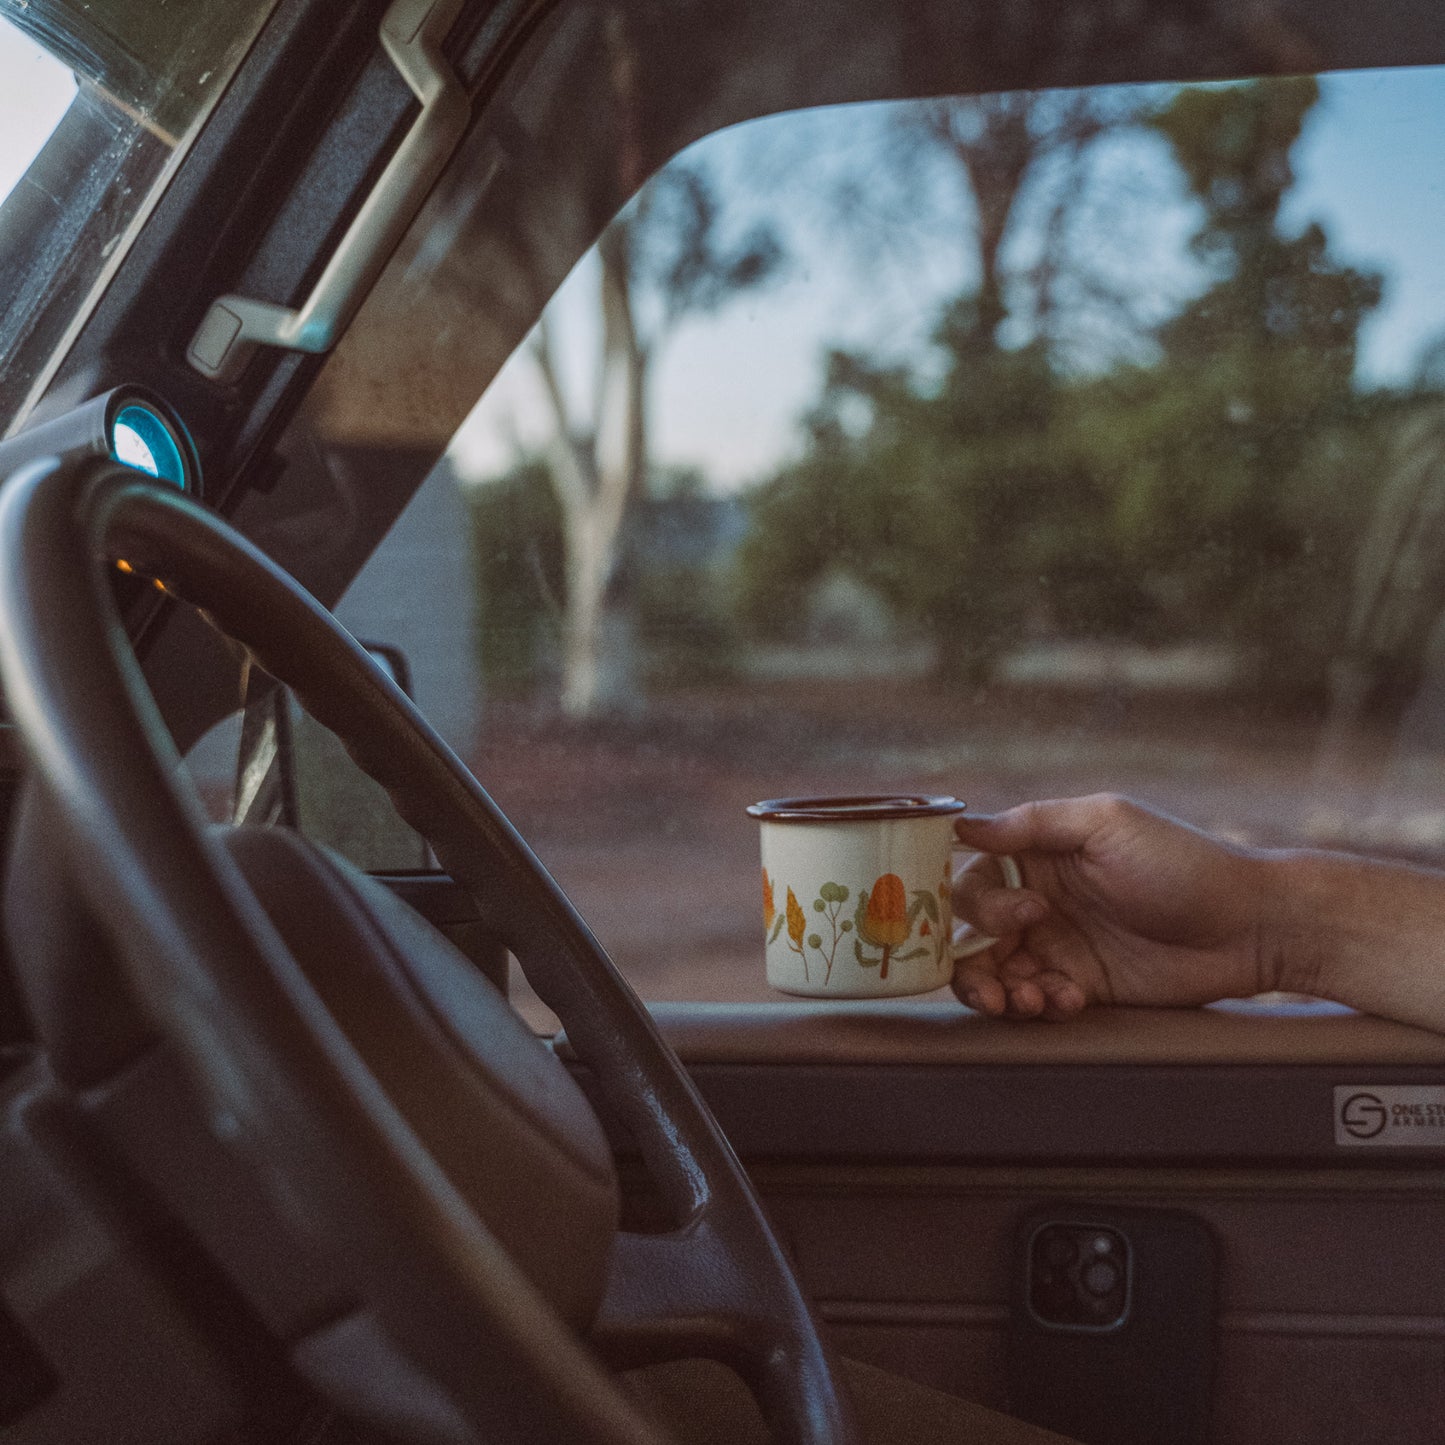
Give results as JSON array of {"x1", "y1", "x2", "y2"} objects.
[{"x1": 1263, "y1": 849, "x2": 1445, "y2": 1031}]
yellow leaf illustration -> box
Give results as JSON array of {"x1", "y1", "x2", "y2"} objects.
[
  {"x1": 762, "y1": 868, "x2": 776, "y2": 931},
  {"x1": 786, "y1": 886, "x2": 807, "y2": 946}
]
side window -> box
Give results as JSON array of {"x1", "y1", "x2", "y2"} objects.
[
  {"x1": 285, "y1": 68, "x2": 1445, "y2": 1009},
  {"x1": 0, "y1": 3, "x2": 280, "y2": 431},
  {"x1": 184, "y1": 456, "x2": 480, "y2": 872},
  {"x1": 0, "y1": 18, "x2": 78, "y2": 428},
  {"x1": 333, "y1": 459, "x2": 483, "y2": 760},
  {"x1": 0, "y1": 24, "x2": 75, "y2": 201}
]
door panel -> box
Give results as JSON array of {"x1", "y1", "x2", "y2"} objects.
[
  {"x1": 768, "y1": 1170, "x2": 1445, "y2": 1445},
  {"x1": 581, "y1": 1003, "x2": 1445, "y2": 1444}
]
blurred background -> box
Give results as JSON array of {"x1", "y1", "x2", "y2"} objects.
[{"x1": 404, "y1": 70, "x2": 1445, "y2": 1007}]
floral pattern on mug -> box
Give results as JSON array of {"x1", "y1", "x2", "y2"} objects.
[
  {"x1": 765, "y1": 872, "x2": 950, "y2": 986},
  {"x1": 784, "y1": 886, "x2": 810, "y2": 981},
  {"x1": 852, "y1": 873, "x2": 945, "y2": 979},
  {"x1": 805, "y1": 882, "x2": 853, "y2": 984},
  {"x1": 754, "y1": 795, "x2": 968, "y2": 995}
]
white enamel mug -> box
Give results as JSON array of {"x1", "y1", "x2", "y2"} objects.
[{"x1": 747, "y1": 795, "x2": 1022, "y2": 999}]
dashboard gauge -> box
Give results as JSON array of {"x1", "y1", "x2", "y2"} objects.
[{"x1": 0, "y1": 385, "x2": 201, "y2": 496}]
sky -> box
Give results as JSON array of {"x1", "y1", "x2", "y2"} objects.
[
  {"x1": 3, "y1": 14, "x2": 1444, "y2": 494},
  {"x1": 0, "y1": 21, "x2": 75, "y2": 200},
  {"x1": 1285, "y1": 65, "x2": 1445, "y2": 384}
]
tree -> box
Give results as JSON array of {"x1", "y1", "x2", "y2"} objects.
[
  {"x1": 525, "y1": 164, "x2": 780, "y2": 715},
  {"x1": 309, "y1": 6, "x2": 785, "y2": 719},
  {"x1": 737, "y1": 90, "x2": 1145, "y2": 680},
  {"x1": 738, "y1": 316, "x2": 1126, "y2": 682},
  {"x1": 739, "y1": 79, "x2": 1386, "y2": 700},
  {"x1": 1112, "y1": 78, "x2": 1383, "y2": 692},
  {"x1": 818, "y1": 88, "x2": 1149, "y2": 364},
  {"x1": 902, "y1": 90, "x2": 1126, "y2": 359}
]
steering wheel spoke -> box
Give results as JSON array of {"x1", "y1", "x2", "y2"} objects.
[{"x1": 595, "y1": 1219, "x2": 761, "y2": 1365}]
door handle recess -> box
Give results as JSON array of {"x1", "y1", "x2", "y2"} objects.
[{"x1": 187, "y1": 0, "x2": 469, "y2": 383}]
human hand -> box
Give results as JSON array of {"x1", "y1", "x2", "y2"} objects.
[{"x1": 951, "y1": 795, "x2": 1275, "y2": 1021}]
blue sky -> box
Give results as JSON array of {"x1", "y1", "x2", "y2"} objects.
[{"x1": 1285, "y1": 65, "x2": 1445, "y2": 385}]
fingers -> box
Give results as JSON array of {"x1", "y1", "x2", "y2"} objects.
[
  {"x1": 1035, "y1": 969, "x2": 1087, "y2": 1019},
  {"x1": 951, "y1": 963, "x2": 1007, "y2": 1015},
  {"x1": 953, "y1": 862, "x2": 1049, "y2": 936},
  {"x1": 954, "y1": 794, "x2": 1130, "y2": 857},
  {"x1": 951, "y1": 858, "x2": 1054, "y2": 1016},
  {"x1": 954, "y1": 956, "x2": 1089, "y2": 1021},
  {"x1": 952, "y1": 956, "x2": 1048, "y2": 1018},
  {"x1": 950, "y1": 800, "x2": 1119, "y2": 1026}
]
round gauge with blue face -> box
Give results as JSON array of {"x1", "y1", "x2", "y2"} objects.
[{"x1": 109, "y1": 400, "x2": 194, "y2": 490}]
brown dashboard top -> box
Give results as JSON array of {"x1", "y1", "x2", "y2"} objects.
[{"x1": 559, "y1": 999, "x2": 1445, "y2": 1068}]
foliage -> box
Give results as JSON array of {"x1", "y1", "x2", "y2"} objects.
[
  {"x1": 737, "y1": 79, "x2": 1389, "y2": 700},
  {"x1": 634, "y1": 565, "x2": 740, "y2": 685},
  {"x1": 470, "y1": 457, "x2": 744, "y2": 697},
  {"x1": 739, "y1": 315, "x2": 1150, "y2": 680},
  {"x1": 469, "y1": 459, "x2": 563, "y2": 700},
  {"x1": 1120, "y1": 77, "x2": 1384, "y2": 691}
]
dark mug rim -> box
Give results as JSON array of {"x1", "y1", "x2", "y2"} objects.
[{"x1": 746, "y1": 793, "x2": 967, "y2": 823}]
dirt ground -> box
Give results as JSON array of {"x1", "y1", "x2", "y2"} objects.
[{"x1": 469, "y1": 681, "x2": 1445, "y2": 1021}]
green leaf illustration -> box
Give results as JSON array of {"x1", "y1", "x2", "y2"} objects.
[
  {"x1": 840, "y1": 919, "x2": 853, "y2": 932},
  {"x1": 893, "y1": 946, "x2": 930, "y2": 962},
  {"x1": 813, "y1": 898, "x2": 825, "y2": 912},
  {"x1": 769, "y1": 915, "x2": 785, "y2": 943},
  {"x1": 912, "y1": 889, "x2": 940, "y2": 924},
  {"x1": 852, "y1": 891, "x2": 870, "y2": 938},
  {"x1": 807, "y1": 933, "x2": 822, "y2": 949},
  {"x1": 819, "y1": 882, "x2": 849, "y2": 904},
  {"x1": 854, "y1": 938, "x2": 879, "y2": 968}
]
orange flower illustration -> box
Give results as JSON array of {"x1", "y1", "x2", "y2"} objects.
[
  {"x1": 762, "y1": 868, "x2": 776, "y2": 932},
  {"x1": 861, "y1": 873, "x2": 909, "y2": 978},
  {"x1": 862, "y1": 874, "x2": 909, "y2": 944}
]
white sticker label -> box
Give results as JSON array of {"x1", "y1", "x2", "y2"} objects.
[{"x1": 1334, "y1": 1086, "x2": 1445, "y2": 1146}]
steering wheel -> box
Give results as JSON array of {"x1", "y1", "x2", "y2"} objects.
[{"x1": 0, "y1": 456, "x2": 860, "y2": 1444}]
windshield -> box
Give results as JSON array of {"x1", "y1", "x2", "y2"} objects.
[
  {"x1": 0, "y1": 0, "x2": 281, "y2": 433},
  {"x1": 245, "y1": 30, "x2": 1445, "y2": 1018}
]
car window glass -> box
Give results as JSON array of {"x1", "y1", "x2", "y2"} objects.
[
  {"x1": 282, "y1": 62, "x2": 1445, "y2": 1019},
  {"x1": 0, "y1": 1, "x2": 281, "y2": 433},
  {"x1": 0, "y1": 24, "x2": 75, "y2": 206}
]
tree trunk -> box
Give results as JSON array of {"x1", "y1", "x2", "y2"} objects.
[
  {"x1": 560, "y1": 513, "x2": 608, "y2": 716},
  {"x1": 532, "y1": 227, "x2": 649, "y2": 718}
]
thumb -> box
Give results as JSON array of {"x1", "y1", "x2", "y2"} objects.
[{"x1": 954, "y1": 797, "x2": 1111, "y2": 856}]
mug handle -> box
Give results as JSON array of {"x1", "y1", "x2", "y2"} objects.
[{"x1": 951, "y1": 852, "x2": 1023, "y2": 960}]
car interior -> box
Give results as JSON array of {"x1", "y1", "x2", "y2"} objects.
[{"x1": 3, "y1": 1, "x2": 1445, "y2": 1442}]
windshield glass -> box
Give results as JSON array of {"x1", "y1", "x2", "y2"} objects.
[
  {"x1": 241, "y1": 2, "x2": 1445, "y2": 1017},
  {"x1": 0, "y1": 0, "x2": 281, "y2": 433}
]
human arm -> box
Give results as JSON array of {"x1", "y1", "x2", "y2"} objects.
[{"x1": 951, "y1": 794, "x2": 1445, "y2": 1031}]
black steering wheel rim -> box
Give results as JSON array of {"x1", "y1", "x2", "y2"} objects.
[{"x1": 0, "y1": 456, "x2": 859, "y2": 1444}]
